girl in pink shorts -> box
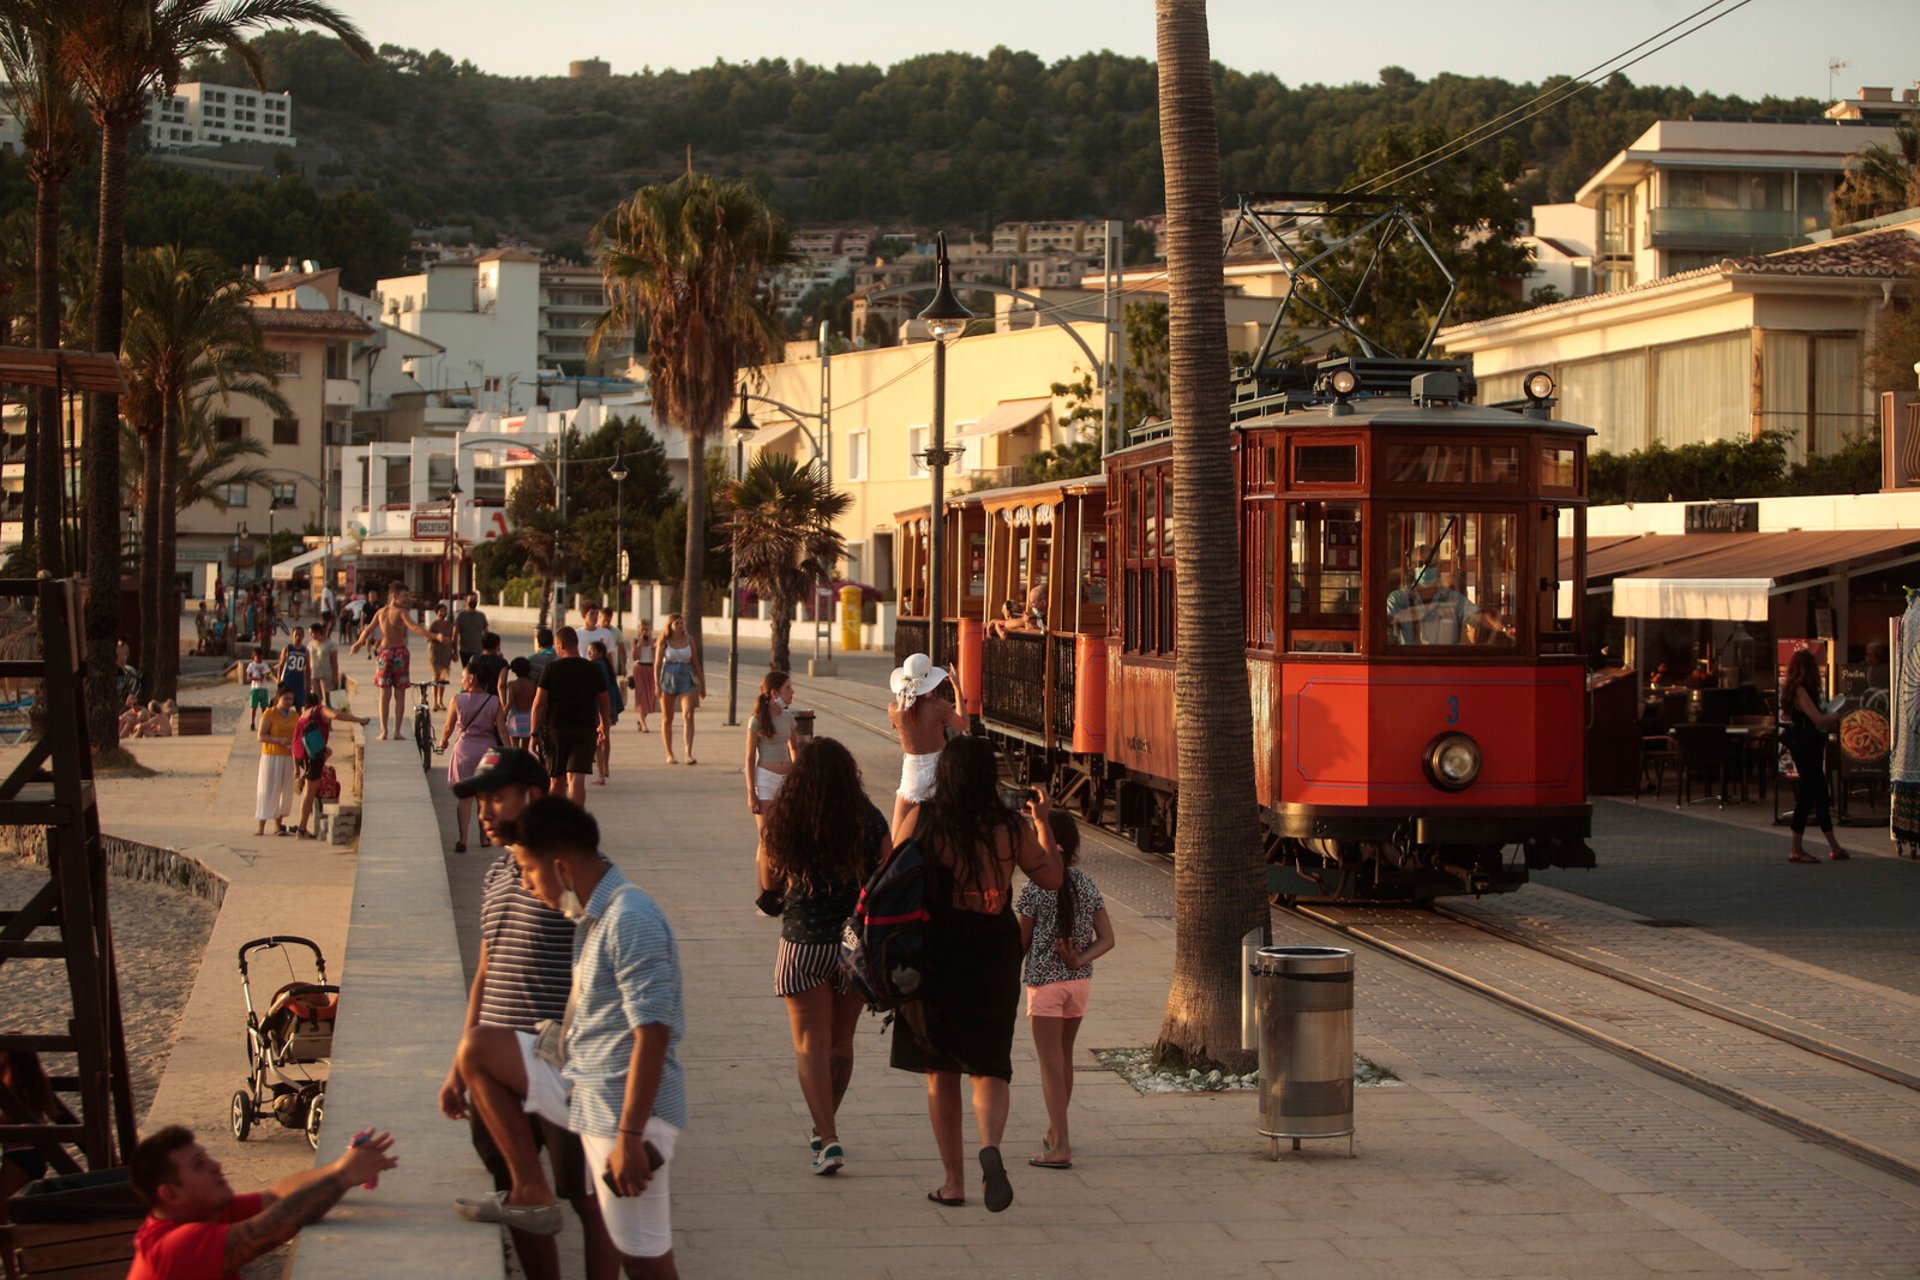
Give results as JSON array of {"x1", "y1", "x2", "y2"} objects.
[{"x1": 1014, "y1": 812, "x2": 1115, "y2": 1171}]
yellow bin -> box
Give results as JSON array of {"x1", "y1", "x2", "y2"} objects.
[{"x1": 839, "y1": 584, "x2": 863, "y2": 652}]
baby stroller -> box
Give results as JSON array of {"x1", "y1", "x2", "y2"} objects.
[{"x1": 230, "y1": 936, "x2": 339, "y2": 1150}]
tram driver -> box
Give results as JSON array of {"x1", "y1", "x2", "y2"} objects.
[{"x1": 1386, "y1": 566, "x2": 1510, "y2": 646}]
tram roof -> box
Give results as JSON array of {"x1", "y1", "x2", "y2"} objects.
[{"x1": 894, "y1": 472, "x2": 1105, "y2": 524}]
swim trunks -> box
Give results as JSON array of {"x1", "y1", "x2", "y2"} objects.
[{"x1": 375, "y1": 645, "x2": 411, "y2": 690}]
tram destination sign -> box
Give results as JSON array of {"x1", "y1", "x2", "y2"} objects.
[{"x1": 1684, "y1": 501, "x2": 1759, "y2": 534}]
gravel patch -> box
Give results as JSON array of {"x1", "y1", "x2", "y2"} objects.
[
  {"x1": 1093, "y1": 1045, "x2": 1403, "y2": 1093},
  {"x1": 0, "y1": 852, "x2": 218, "y2": 1124}
]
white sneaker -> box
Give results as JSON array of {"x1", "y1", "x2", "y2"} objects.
[{"x1": 811, "y1": 1141, "x2": 844, "y2": 1176}]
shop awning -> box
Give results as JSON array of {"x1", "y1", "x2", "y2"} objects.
[
  {"x1": 953, "y1": 397, "x2": 1052, "y2": 440},
  {"x1": 358, "y1": 536, "x2": 460, "y2": 558},
  {"x1": 270, "y1": 544, "x2": 333, "y2": 582},
  {"x1": 1612, "y1": 529, "x2": 1920, "y2": 621}
]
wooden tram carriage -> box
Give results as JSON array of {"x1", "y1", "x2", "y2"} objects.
[{"x1": 895, "y1": 356, "x2": 1597, "y2": 901}]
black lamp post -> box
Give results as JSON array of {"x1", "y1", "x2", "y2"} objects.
[
  {"x1": 726, "y1": 387, "x2": 758, "y2": 726},
  {"x1": 916, "y1": 231, "x2": 972, "y2": 670},
  {"x1": 265, "y1": 495, "x2": 280, "y2": 588},
  {"x1": 446, "y1": 477, "x2": 463, "y2": 602},
  {"x1": 608, "y1": 454, "x2": 629, "y2": 632}
]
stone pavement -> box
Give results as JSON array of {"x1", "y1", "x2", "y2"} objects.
[{"x1": 411, "y1": 655, "x2": 1799, "y2": 1278}]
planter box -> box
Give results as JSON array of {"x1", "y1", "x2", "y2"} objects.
[{"x1": 173, "y1": 706, "x2": 213, "y2": 736}]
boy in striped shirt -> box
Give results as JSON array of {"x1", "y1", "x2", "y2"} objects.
[{"x1": 442, "y1": 748, "x2": 618, "y2": 1280}]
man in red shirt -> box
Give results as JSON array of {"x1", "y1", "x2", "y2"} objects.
[{"x1": 126, "y1": 1124, "x2": 397, "y2": 1279}]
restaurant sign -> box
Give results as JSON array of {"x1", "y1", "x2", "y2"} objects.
[{"x1": 1684, "y1": 501, "x2": 1759, "y2": 534}]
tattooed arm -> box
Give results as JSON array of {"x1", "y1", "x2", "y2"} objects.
[{"x1": 222, "y1": 1132, "x2": 397, "y2": 1268}]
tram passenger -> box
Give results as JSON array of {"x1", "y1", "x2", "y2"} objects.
[
  {"x1": 988, "y1": 585, "x2": 1048, "y2": 639},
  {"x1": 1385, "y1": 567, "x2": 1509, "y2": 646}
]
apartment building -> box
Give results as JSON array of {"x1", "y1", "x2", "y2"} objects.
[
  {"x1": 1577, "y1": 115, "x2": 1894, "y2": 292},
  {"x1": 538, "y1": 263, "x2": 631, "y2": 376},
  {"x1": 373, "y1": 250, "x2": 542, "y2": 415},
  {"x1": 144, "y1": 82, "x2": 295, "y2": 149}
]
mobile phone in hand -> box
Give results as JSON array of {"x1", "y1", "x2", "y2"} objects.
[
  {"x1": 601, "y1": 1141, "x2": 664, "y2": 1196},
  {"x1": 349, "y1": 1128, "x2": 380, "y2": 1190}
]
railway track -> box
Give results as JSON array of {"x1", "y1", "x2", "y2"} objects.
[{"x1": 1283, "y1": 900, "x2": 1920, "y2": 1188}]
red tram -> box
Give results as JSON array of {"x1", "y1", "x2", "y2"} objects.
[{"x1": 895, "y1": 356, "x2": 1596, "y2": 901}]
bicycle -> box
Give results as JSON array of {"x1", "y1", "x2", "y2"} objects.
[{"x1": 412, "y1": 679, "x2": 448, "y2": 773}]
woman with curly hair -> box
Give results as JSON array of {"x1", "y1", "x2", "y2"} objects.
[
  {"x1": 894, "y1": 735, "x2": 1062, "y2": 1213},
  {"x1": 757, "y1": 737, "x2": 889, "y2": 1176}
]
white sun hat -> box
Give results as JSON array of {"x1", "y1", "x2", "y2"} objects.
[{"x1": 889, "y1": 651, "x2": 949, "y2": 704}]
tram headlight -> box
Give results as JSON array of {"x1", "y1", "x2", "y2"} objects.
[
  {"x1": 1424, "y1": 733, "x2": 1482, "y2": 792},
  {"x1": 1328, "y1": 368, "x2": 1359, "y2": 397},
  {"x1": 1523, "y1": 370, "x2": 1556, "y2": 402}
]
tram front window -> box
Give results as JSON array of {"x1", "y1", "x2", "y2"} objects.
[{"x1": 1384, "y1": 511, "x2": 1517, "y2": 648}]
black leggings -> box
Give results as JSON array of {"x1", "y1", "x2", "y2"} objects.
[{"x1": 1789, "y1": 740, "x2": 1831, "y2": 834}]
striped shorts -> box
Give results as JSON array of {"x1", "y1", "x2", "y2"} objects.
[{"x1": 774, "y1": 938, "x2": 848, "y2": 997}]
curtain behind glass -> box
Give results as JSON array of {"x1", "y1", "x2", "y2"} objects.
[
  {"x1": 1761, "y1": 331, "x2": 1809, "y2": 460},
  {"x1": 1653, "y1": 334, "x2": 1746, "y2": 446},
  {"x1": 1813, "y1": 336, "x2": 1864, "y2": 455},
  {"x1": 1559, "y1": 352, "x2": 1647, "y2": 454}
]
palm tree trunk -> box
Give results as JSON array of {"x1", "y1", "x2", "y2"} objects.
[
  {"x1": 84, "y1": 113, "x2": 133, "y2": 749},
  {"x1": 681, "y1": 429, "x2": 708, "y2": 664},
  {"x1": 139, "y1": 427, "x2": 160, "y2": 691},
  {"x1": 30, "y1": 162, "x2": 65, "y2": 577},
  {"x1": 769, "y1": 601, "x2": 792, "y2": 673},
  {"x1": 155, "y1": 396, "x2": 183, "y2": 700},
  {"x1": 1152, "y1": 0, "x2": 1265, "y2": 1073}
]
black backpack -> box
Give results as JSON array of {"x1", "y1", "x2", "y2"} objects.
[{"x1": 839, "y1": 836, "x2": 931, "y2": 1011}]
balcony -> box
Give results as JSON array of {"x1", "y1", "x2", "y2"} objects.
[
  {"x1": 1646, "y1": 207, "x2": 1802, "y2": 251},
  {"x1": 324, "y1": 377, "x2": 358, "y2": 408}
]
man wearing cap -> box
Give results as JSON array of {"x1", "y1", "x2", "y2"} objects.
[
  {"x1": 886, "y1": 652, "x2": 968, "y2": 840},
  {"x1": 441, "y1": 748, "x2": 618, "y2": 1280},
  {"x1": 1385, "y1": 565, "x2": 1507, "y2": 646}
]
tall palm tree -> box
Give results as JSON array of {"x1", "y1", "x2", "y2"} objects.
[
  {"x1": 1153, "y1": 0, "x2": 1265, "y2": 1072},
  {"x1": 719, "y1": 453, "x2": 850, "y2": 672},
  {"x1": 61, "y1": 0, "x2": 371, "y2": 745},
  {"x1": 0, "y1": 0, "x2": 87, "y2": 576},
  {"x1": 1833, "y1": 120, "x2": 1920, "y2": 227},
  {"x1": 592, "y1": 173, "x2": 798, "y2": 645},
  {"x1": 120, "y1": 245, "x2": 286, "y2": 698}
]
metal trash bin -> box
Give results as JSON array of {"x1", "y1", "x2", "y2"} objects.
[{"x1": 1250, "y1": 945, "x2": 1354, "y2": 1156}]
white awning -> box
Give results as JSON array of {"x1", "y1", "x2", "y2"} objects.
[
  {"x1": 1613, "y1": 576, "x2": 1772, "y2": 622},
  {"x1": 270, "y1": 544, "x2": 330, "y2": 582},
  {"x1": 358, "y1": 536, "x2": 458, "y2": 558},
  {"x1": 952, "y1": 397, "x2": 1052, "y2": 440},
  {"x1": 1610, "y1": 529, "x2": 1920, "y2": 621}
]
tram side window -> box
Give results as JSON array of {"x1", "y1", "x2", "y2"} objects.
[
  {"x1": 1078, "y1": 526, "x2": 1107, "y2": 634},
  {"x1": 1539, "y1": 505, "x2": 1578, "y2": 655},
  {"x1": 1285, "y1": 502, "x2": 1361, "y2": 654},
  {"x1": 1383, "y1": 510, "x2": 1518, "y2": 648}
]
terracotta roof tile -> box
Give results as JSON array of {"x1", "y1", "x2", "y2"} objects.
[
  {"x1": 1729, "y1": 226, "x2": 1920, "y2": 276},
  {"x1": 248, "y1": 309, "x2": 375, "y2": 336}
]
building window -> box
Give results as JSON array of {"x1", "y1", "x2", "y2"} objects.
[
  {"x1": 216, "y1": 416, "x2": 244, "y2": 443},
  {"x1": 269, "y1": 350, "x2": 301, "y2": 377},
  {"x1": 845, "y1": 430, "x2": 868, "y2": 481},
  {"x1": 270, "y1": 481, "x2": 297, "y2": 507},
  {"x1": 217, "y1": 482, "x2": 249, "y2": 507},
  {"x1": 383, "y1": 458, "x2": 411, "y2": 507},
  {"x1": 272, "y1": 417, "x2": 299, "y2": 445},
  {"x1": 906, "y1": 425, "x2": 927, "y2": 478}
]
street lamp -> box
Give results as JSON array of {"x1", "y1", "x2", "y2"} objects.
[
  {"x1": 266, "y1": 494, "x2": 281, "y2": 588},
  {"x1": 916, "y1": 231, "x2": 972, "y2": 671},
  {"x1": 726, "y1": 387, "x2": 758, "y2": 726},
  {"x1": 446, "y1": 477, "x2": 463, "y2": 602},
  {"x1": 608, "y1": 454, "x2": 629, "y2": 631}
]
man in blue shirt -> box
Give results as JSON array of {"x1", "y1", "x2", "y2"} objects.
[{"x1": 456, "y1": 797, "x2": 686, "y2": 1277}]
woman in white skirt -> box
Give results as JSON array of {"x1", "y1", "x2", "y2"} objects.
[
  {"x1": 744, "y1": 669, "x2": 797, "y2": 838},
  {"x1": 254, "y1": 685, "x2": 299, "y2": 836}
]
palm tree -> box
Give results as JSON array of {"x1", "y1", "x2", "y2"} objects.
[
  {"x1": 61, "y1": 0, "x2": 371, "y2": 744},
  {"x1": 120, "y1": 245, "x2": 286, "y2": 698},
  {"x1": 592, "y1": 173, "x2": 798, "y2": 649},
  {"x1": 1833, "y1": 120, "x2": 1920, "y2": 227},
  {"x1": 719, "y1": 454, "x2": 850, "y2": 672},
  {"x1": 1153, "y1": 0, "x2": 1266, "y2": 1073},
  {"x1": 0, "y1": 0, "x2": 87, "y2": 576}
]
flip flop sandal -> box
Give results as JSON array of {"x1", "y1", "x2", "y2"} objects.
[
  {"x1": 1788, "y1": 852, "x2": 1820, "y2": 863},
  {"x1": 979, "y1": 1145, "x2": 1013, "y2": 1213},
  {"x1": 1029, "y1": 1156, "x2": 1073, "y2": 1169},
  {"x1": 926, "y1": 1190, "x2": 964, "y2": 1206}
]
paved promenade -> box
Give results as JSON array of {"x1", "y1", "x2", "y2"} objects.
[{"x1": 51, "y1": 633, "x2": 1918, "y2": 1278}]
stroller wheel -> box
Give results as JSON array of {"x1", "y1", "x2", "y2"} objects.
[
  {"x1": 304, "y1": 1090, "x2": 325, "y2": 1150},
  {"x1": 230, "y1": 1091, "x2": 254, "y2": 1142}
]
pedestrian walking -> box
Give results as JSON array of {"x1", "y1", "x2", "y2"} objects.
[
  {"x1": 455, "y1": 592, "x2": 490, "y2": 670},
  {"x1": 245, "y1": 648, "x2": 274, "y2": 731},
  {"x1": 455, "y1": 798, "x2": 688, "y2": 1278},
  {"x1": 653, "y1": 614, "x2": 703, "y2": 766},
  {"x1": 756, "y1": 738, "x2": 886, "y2": 1176},
  {"x1": 744, "y1": 670, "x2": 797, "y2": 841},
  {"x1": 1016, "y1": 812, "x2": 1113, "y2": 1171},
  {"x1": 348, "y1": 583, "x2": 433, "y2": 741},
  {"x1": 311, "y1": 621, "x2": 342, "y2": 706},
  {"x1": 1781, "y1": 648, "x2": 1851, "y2": 863},
  {"x1": 472, "y1": 632, "x2": 511, "y2": 700},
  {"x1": 254, "y1": 687, "x2": 299, "y2": 837},
  {"x1": 428, "y1": 605, "x2": 455, "y2": 709},
  {"x1": 440, "y1": 751, "x2": 621, "y2": 1280},
  {"x1": 629, "y1": 619, "x2": 657, "y2": 733},
  {"x1": 527, "y1": 627, "x2": 559, "y2": 685},
  {"x1": 892, "y1": 737, "x2": 1062, "y2": 1212},
  {"x1": 291, "y1": 691, "x2": 367, "y2": 840},
  {"x1": 586, "y1": 640, "x2": 623, "y2": 787},
  {"x1": 442, "y1": 666, "x2": 508, "y2": 853},
  {"x1": 503, "y1": 657, "x2": 537, "y2": 750},
  {"x1": 886, "y1": 652, "x2": 969, "y2": 842},
  {"x1": 530, "y1": 627, "x2": 611, "y2": 806},
  {"x1": 276, "y1": 626, "x2": 311, "y2": 713}
]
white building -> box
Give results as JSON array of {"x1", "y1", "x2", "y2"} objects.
[
  {"x1": 143, "y1": 82, "x2": 295, "y2": 149},
  {"x1": 373, "y1": 249, "x2": 542, "y2": 416}
]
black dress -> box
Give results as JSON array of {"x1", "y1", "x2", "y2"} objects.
[
  {"x1": 889, "y1": 856, "x2": 1021, "y2": 1082},
  {"x1": 1787, "y1": 696, "x2": 1833, "y2": 835}
]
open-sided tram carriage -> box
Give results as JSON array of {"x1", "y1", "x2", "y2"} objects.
[{"x1": 895, "y1": 356, "x2": 1596, "y2": 901}]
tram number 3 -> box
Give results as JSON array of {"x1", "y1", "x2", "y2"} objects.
[{"x1": 1444, "y1": 695, "x2": 1460, "y2": 725}]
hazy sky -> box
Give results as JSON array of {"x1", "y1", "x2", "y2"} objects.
[{"x1": 321, "y1": 0, "x2": 1918, "y2": 101}]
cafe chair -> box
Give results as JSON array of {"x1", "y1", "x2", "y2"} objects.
[
  {"x1": 1671, "y1": 722, "x2": 1740, "y2": 808},
  {"x1": 1638, "y1": 733, "x2": 1678, "y2": 800}
]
